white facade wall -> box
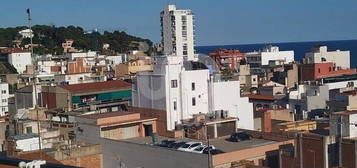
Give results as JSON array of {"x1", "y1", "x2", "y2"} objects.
[
  {"x1": 68, "y1": 51, "x2": 97, "y2": 60},
  {"x1": 0, "y1": 83, "x2": 9, "y2": 116},
  {"x1": 38, "y1": 60, "x2": 56, "y2": 74},
  {"x1": 305, "y1": 46, "x2": 350, "y2": 68},
  {"x1": 133, "y1": 55, "x2": 254, "y2": 130},
  {"x1": 212, "y1": 81, "x2": 254, "y2": 130},
  {"x1": 8, "y1": 52, "x2": 32, "y2": 74},
  {"x1": 15, "y1": 137, "x2": 41, "y2": 152},
  {"x1": 324, "y1": 80, "x2": 357, "y2": 90},
  {"x1": 261, "y1": 50, "x2": 294, "y2": 65},
  {"x1": 161, "y1": 5, "x2": 195, "y2": 61}
]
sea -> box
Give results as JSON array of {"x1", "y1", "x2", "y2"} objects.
[{"x1": 195, "y1": 40, "x2": 357, "y2": 68}]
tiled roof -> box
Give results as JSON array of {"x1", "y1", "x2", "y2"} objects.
[
  {"x1": 246, "y1": 94, "x2": 277, "y2": 100},
  {"x1": 58, "y1": 80, "x2": 131, "y2": 93},
  {"x1": 0, "y1": 48, "x2": 30, "y2": 54}
]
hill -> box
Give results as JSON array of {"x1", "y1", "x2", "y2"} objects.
[{"x1": 0, "y1": 25, "x2": 153, "y2": 55}]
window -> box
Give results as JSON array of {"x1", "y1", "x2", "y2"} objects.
[
  {"x1": 26, "y1": 127, "x2": 32, "y2": 134},
  {"x1": 318, "y1": 68, "x2": 321, "y2": 73},
  {"x1": 192, "y1": 97, "x2": 196, "y2": 106},
  {"x1": 1, "y1": 90, "x2": 6, "y2": 94},
  {"x1": 192, "y1": 82, "x2": 195, "y2": 91},
  {"x1": 173, "y1": 101, "x2": 177, "y2": 111},
  {"x1": 2, "y1": 99, "x2": 6, "y2": 103},
  {"x1": 171, "y1": 80, "x2": 178, "y2": 88}
]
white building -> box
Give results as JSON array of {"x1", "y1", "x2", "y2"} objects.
[
  {"x1": 304, "y1": 46, "x2": 350, "y2": 68},
  {"x1": 67, "y1": 51, "x2": 97, "y2": 61},
  {"x1": 132, "y1": 55, "x2": 254, "y2": 130},
  {"x1": 0, "y1": 82, "x2": 9, "y2": 116},
  {"x1": 13, "y1": 133, "x2": 42, "y2": 152},
  {"x1": 7, "y1": 51, "x2": 32, "y2": 74},
  {"x1": 160, "y1": 5, "x2": 196, "y2": 61},
  {"x1": 246, "y1": 46, "x2": 294, "y2": 73},
  {"x1": 19, "y1": 29, "x2": 34, "y2": 38}
]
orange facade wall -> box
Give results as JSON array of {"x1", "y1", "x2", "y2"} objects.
[
  {"x1": 300, "y1": 63, "x2": 356, "y2": 81},
  {"x1": 67, "y1": 58, "x2": 91, "y2": 74},
  {"x1": 97, "y1": 113, "x2": 141, "y2": 125}
]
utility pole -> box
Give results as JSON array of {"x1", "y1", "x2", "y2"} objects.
[{"x1": 27, "y1": 8, "x2": 42, "y2": 160}]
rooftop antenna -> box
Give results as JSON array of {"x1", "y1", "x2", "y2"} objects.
[
  {"x1": 27, "y1": 8, "x2": 43, "y2": 160},
  {"x1": 26, "y1": 8, "x2": 34, "y2": 61}
]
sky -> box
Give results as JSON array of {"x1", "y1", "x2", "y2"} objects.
[{"x1": 1, "y1": 0, "x2": 357, "y2": 46}]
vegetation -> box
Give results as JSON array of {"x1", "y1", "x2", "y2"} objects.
[{"x1": 0, "y1": 25, "x2": 153, "y2": 55}]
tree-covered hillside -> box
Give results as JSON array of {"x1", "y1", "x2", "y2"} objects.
[{"x1": 0, "y1": 25, "x2": 153, "y2": 55}]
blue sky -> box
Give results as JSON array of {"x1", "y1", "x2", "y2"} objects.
[{"x1": 1, "y1": 0, "x2": 357, "y2": 46}]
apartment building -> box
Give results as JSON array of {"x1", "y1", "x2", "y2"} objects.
[{"x1": 161, "y1": 5, "x2": 196, "y2": 61}]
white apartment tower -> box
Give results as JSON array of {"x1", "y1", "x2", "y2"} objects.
[{"x1": 160, "y1": 5, "x2": 196, "y2": 61}]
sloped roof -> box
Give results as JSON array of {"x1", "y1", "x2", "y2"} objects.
[{"x1": 58, "y1": 80, "x2": 131, "y2": 93}]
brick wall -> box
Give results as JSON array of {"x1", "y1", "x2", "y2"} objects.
[{"x1": 60, "y1": 153, "x2": 102, "y2": 168}]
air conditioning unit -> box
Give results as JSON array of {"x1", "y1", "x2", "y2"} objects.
[{"x1": 222, "y1": 110, "x2": 229, "y2": 119}]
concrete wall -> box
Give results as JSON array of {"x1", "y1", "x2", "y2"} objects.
[
  {"x1": 305, "y1": 46, "x2": 350, "y2": 68},
  {"x1": 76, "y1": 117, "x2": 208, "y2": 168}
]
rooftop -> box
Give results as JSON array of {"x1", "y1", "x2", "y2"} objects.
[
  {"x1": 81, "y1": 111, "x2": 135, "y2": 119},
  {"x1": 122, "y1": 135, "x2": 277, "y2": 153},
  {"x1": 13, "y1": 133, "x2": 39, "y2": 140},
  {"x1": 246, "y1": 94, "x2": 285, "y2": 101},
  {"x1": 332, "y1": 110, "x2": 357, "y2": 116},
  {"x1": 58, "y1": 80, "x2": 131, "y2": 93},
  {"x1": 0, "y1": 48, "x2": 30, "y2": 54}
]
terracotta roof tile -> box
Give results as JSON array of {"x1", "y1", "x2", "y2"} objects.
[
  {"x1": 58, "y1": 80, "x2": 131, "y2": 93},
  {"x1": 246, "y1": 94, "x2": 276, "y2": 100}
]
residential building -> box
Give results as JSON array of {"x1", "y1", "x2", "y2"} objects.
[
  {"x1": 115, "y1": 59, "x2": 152, "y2": 78},
  {"x1": 9, "y1": 133, "x2": 42, "y2": 152},
  {"x1": 246, "y1": 46, "x2": 294, "y2": 74},
  {"x1": 289, "y1": 83, "x2": 329, "y2": 120},
  {"x1": 62, "y1": 39, "x2": 77, "y2": 53},
  {"x1": 160, "y1": 5, "x2": 196, "y2": 61},
  {"x1": 76, "y1": 111, "x2": 157, "y2": 140},
  {"x1": 330, "y1": 110, "x2": 357, "y2": 138},
  {"x1": 42, "y1": 80, "x2": 131, "y2": 112},
  {"x1": 0, "y1": 82, "x2": 9, "y2": 116},
  {"x1": 67, "y1": 58, "x2": 91, "y2": 74},
  {"x1": 299, "y1": 62, "x2": 356, "y2": 81},
  {"x1": 270, "y1": 62, "x2": 299, "y2": 89},
  {"x1": 328, "y1": 88, "x2": 357, "y2": 112},
  {"x1": 0, "y1": 48, "x2": 32, "y2": 74},
  {"x1": 132, "y1": 55, "x2": 254, "y2": 131},
  {"x1": 304, "y1": 45, "x2": 350, "y2": 68}
]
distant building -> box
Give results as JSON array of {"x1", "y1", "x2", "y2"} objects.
[
  {"x1": 246, "y1": 46, "x2": 294, "y2": 74},
  {"x1": 10, "y1": 133, "x2": 42, "y2": 152},
  {"x1": 19, "y1": 29, "x2": 34, "y2": 38},
  {"x1": 62, "y1": 39, "x2": 77, "y2": 53},
  {"x1": 304, "y1": 45, "x2": 350, "y2": 68},
  {"x1": 115, "y1": 59, "x2": 152, "y2": 78},
  {"x1": 161, "y1": 5, "x2": 196, "y2": 61},
  {"x1": 0, "y1": 48, "x2": 32, "y2": 74},
  {"x1": 299, "y1": 62, "x2": 356, "y2": 81},
  {"x1": 67, "y1": 58, "x2": 91, "y2": 74},
  {"x1": 0, "y1": 82, "x2": 9, "y2": 116}
]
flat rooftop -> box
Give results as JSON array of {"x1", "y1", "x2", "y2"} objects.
[{"x1": 121, "y1": 135, "x2": 277, "y2": 153}]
